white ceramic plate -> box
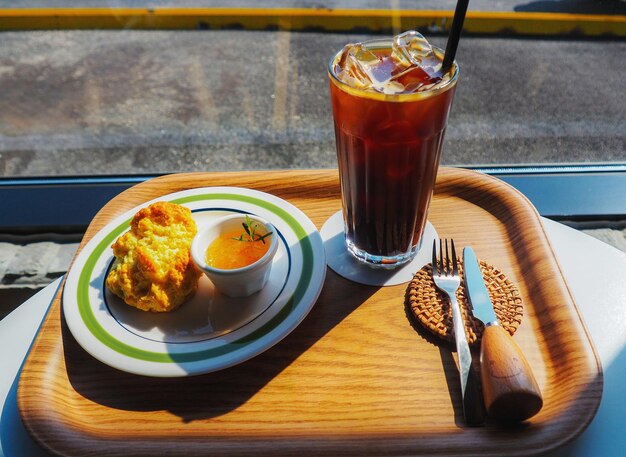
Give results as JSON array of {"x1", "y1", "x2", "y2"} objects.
[{"x1": 63, "y1": 187, "x2": 326, "y2": 377}]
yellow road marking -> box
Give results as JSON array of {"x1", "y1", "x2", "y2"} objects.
[{"x1": 0, "y1": 8, "x2": 624, "y2": 37}]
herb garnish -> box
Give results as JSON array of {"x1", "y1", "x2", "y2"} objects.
[{"x1": 232, "y1": 215, "x2": 273, "y2": 244}]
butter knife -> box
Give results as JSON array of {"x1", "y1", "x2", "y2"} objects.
[{"x1": 463, "y1": 246, "x2": 543, "y2": 422}]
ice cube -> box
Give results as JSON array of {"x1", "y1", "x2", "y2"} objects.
[
  {"x1": 335, "y1": 44, "x2": 380, "y2": 89},
  {"x1": 368, "y1": 56, "x2": 395, "y2": 85},
  {"x1": 336, "y1": 44, "x2": 405, "y2": 93},
  {"x1": 391, "y1": 65, "x2": 439, "y2": 93},
  {"x1": 392, "y1": 30, "x2": 443, "y2": 79},
  {"x1": 335, "y1": 33, "x2": 444, "y2": 94},
  {"x1": 369, "y1": 56, "x2": 406, "y2": 94}
]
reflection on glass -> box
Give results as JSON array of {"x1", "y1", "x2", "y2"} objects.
[{"x1": 0, "y1": 6, "x2": 623, "y2": 177}]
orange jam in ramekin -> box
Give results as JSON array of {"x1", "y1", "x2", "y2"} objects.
[{"x1": 205, "y1": 229, "x2": 271, "y2": 270}]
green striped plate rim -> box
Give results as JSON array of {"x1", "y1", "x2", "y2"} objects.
[{"x1": 75, "y1": 192, "x2": 315, "y2": 364}]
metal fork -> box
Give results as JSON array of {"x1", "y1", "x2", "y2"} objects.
[{"x1": 432, "y1": 239, "x2": 484, "y2": 425}]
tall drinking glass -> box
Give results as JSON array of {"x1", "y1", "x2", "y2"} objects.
[{"x1": 328, "y1": 33, "x2": 459, "y2": 268}]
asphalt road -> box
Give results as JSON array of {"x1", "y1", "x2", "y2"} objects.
[{"x1": 0, "y1": 29, "x2": 624, "y2": 176}]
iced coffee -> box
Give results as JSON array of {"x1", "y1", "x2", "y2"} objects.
[{"x1": 328, "y1": 31, "x2": 459, "y2": 267}]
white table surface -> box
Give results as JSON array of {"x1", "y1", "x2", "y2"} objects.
[{"x1": 1, "y1": 218, "x2": 625, "y2": 457}]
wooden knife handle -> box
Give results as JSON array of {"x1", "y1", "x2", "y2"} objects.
[{"x1": 480, "y1": 324, "x2": 543, "y2": 422}]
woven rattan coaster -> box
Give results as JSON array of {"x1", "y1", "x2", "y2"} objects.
[{"x1": 407, "y1": 258, "x2": 523, "y2": 345}]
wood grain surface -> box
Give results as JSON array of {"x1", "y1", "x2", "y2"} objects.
[{"x1": 17, "y1": 168, "x2": 602, "y2": 457}]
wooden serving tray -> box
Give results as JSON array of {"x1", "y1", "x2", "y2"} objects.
[{"x1": 18, "y1": 168, "x2": 602, "y2": 456}]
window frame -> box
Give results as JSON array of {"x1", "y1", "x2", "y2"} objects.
[{"x1": 1, "y1": 164, "x2": 625, "y2": 233}]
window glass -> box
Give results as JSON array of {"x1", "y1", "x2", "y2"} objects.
[{"x1": 0, "y1": 3, "x2": 624, "y2": 177}]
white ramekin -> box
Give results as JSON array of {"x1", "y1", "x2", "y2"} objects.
[{"x1": 191, "y1": 214, "x2": 279, "y2": 298}]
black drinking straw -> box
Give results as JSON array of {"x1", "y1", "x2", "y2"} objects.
[{"x1": 442, "y1": 0, "x2": 470, "y2": 74}]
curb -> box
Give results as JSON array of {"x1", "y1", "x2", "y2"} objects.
[{"x1": 0, "y1": 8, "x2": 624, "y2": 37}]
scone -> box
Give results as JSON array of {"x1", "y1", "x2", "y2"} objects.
[{"x1": 106, "y1": 201, "x2": 202, "y2": 312}]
